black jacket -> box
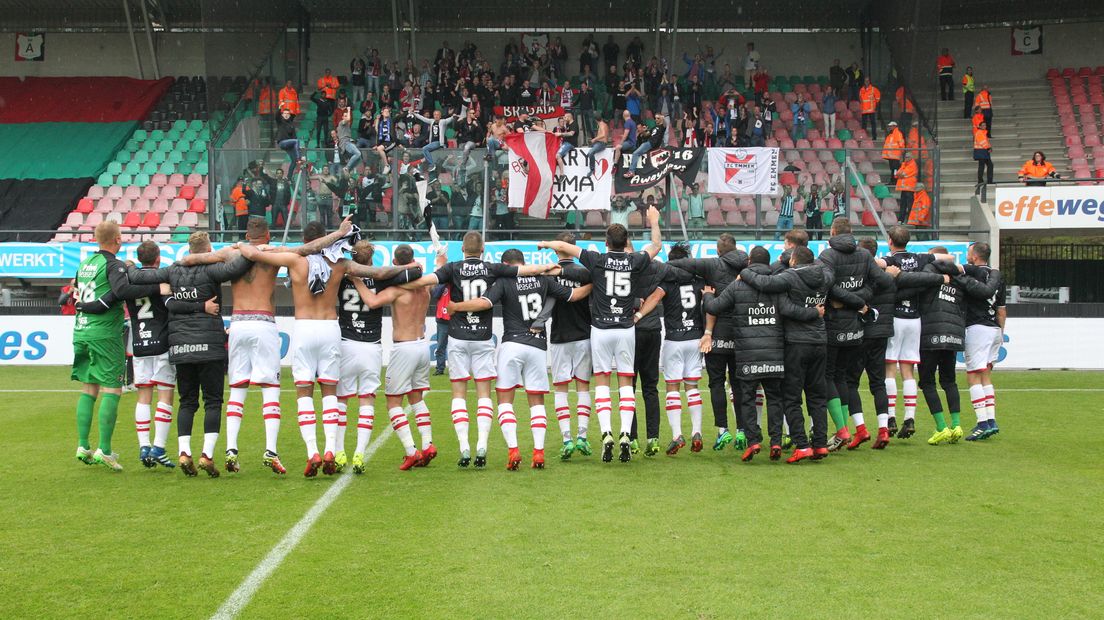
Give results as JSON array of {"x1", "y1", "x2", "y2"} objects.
[
  {"x1": 703, "y1": 262, "x2": 819, "y2": 378},
  {"x1": 818, "y1": 234, "x2": 881, "y2": 346},
  {"x1": 739, "y1": 262, "x2": 829, "y2": 345},
  {"x1": 667, "y1": 249, "x2": 750, "y2": 350},
  {"x1": 865, "y1": 266, "x2": 897, "y2": 339},
  {"x1": 901, "y1": 262, "x2": 1000, "y2": 351},
  {"x1": 127, "y1": 256, "x2": 253, "y2": 364}
]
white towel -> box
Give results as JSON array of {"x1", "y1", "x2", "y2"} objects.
[{"x1": 305, "y1": 225, "x2": 361, "y2": 295}]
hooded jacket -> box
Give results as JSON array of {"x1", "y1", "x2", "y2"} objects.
[
  {"x1": 667, "y1": 249, "x2": 750, "y2": 349},
  {"x1": 738, "y1": 261, "x2": 829, "y2": 345},
  {"x1": 126, "y1": 256, "x2": 253, "y2": 364},
  {"x1": 703, "y1": 262, "x2": 819, "y2": 378},
  {"x1": 818, "y1": 234, "x2": 881, "y2": 346},
  {"x1": 864, "y1": 265, "x2": 897, "y2": 339},
  {"x1": 899, "y1": 262, "x2": 1000, "y2": 351}
]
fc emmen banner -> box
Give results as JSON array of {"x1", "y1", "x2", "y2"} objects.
[{"x1": 706, "y1": 147, "x2": 780, "y2": 195}]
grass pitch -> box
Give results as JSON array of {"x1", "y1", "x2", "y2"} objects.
[{"x1": 1, "y1": 367, "x2": 1102, "y2": 618}]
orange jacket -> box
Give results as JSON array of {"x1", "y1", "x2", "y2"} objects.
[
  {"x1": 258, "y1": 85, "x2": 274, "y2": 114},
  {"x1": 278, "y1": 86, "x2": 300, "y2": 115},
  {"x1": 860, "y1": 85, "x2": 881, "y2": 114},
  {"x1": 973, "y1": 128, "x2": 991, "y2": 150},
  {"x1": 972, "y1": 112, "x2": 984, "y2": 129},
  {"x1": 230, "y1": 183, "x2": 248, "y2": 216},
  {"x1": 895, "y1": 86, "x2": 915, "y2": 113},
  {"x1": 1018, "y1": 160, "x2": 1056, "y2": 179},
  {"x1": 907, "y1": 189, "x2": 932, "y2": 227},
  {"x1": 907, "y1": 127, "x2": 921, "y2": 155},
  {"x1": 895, "y1": 158, "x2": 918, "y2": 191},
  {"x1": 881, "y1": 128, "x2": 905, "y2": 161},
  {"x1": 975, "y1": 89, "x2": 991, "y2": 109},
  {"x1": 318, "y1": 75, "x2": 339, "y2": 100},
  {"x1": 936, "y1": 54, "x2": 955, "y2": 72}
]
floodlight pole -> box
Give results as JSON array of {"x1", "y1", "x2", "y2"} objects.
[
  {"x1": 408, "y1": 0, "x2": 417, "y2": 62},
  {"x1": 391, "y1": 0, "x2": 401, "y2": 62},
  {"x1": 670, "y1": 0, "x2": 680, "y2": 68},
  {"x1": 138, "y1": 0, "x2": 161, "y2": 79},
  {"x1": 654, "y1": 0, "x2": 662, "y2": 61},
  {"x1": 122, "y1": 0, "x2": 144, "y2": 79}
]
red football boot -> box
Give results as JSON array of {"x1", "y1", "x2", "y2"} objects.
[
  {"x1": 847, "y1": 425, "x2": 871, "y2": 450},
  {"x1": 872, "y1": 427, "x2": 891, "y2": 449},
  {"x1": 399, "y1": 449, "x2": 423, "y2": 471},
  {"x1": 303, "y1": 453, "x2": 322, "y2": 477},
  {"x1": 811, "y1": 447, "x2": 830, "y2": 460},
  {"x1": 506, "y1": 447, "x2": 522, "y2": 470},
  {"x1": 769, "y1": 445, "x2": 782, "y2": 461},
  {"x1": 415, "y1": 443, "x2": 438, "y2": 467},
  {"x1": 786, "y1": 447, "x2": 813, "y2": 463},
  {"x1": 322, "y1": 451, "x2": 337, "y2": 475},
  {"x1": 531, "y1": 449, "x2": 545, "y2": 469},
  {"x1": 741, "y1": 444, "x2": 761, "y2": 462}
]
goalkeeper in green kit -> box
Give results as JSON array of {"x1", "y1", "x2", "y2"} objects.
[{"x1": 71, "y1": 221, "x2": 150, "y2": 471}]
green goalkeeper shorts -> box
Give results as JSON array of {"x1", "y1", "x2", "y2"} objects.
[{"x1": 71, "y1": 337, "x2": 126, "y2": 389}]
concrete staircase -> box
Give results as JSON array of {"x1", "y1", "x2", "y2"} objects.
[{"x1": 935, "y1": 80, "x2": 1069, "y2": 237}]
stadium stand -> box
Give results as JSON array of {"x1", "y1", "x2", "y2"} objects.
[{"x1": 1048, "y1": 66, "x2": 1104, "y2": 180}]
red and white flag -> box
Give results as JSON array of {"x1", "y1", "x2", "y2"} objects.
[{"x1": 505, "y1": 131, "x2": 561, "y2": 219}]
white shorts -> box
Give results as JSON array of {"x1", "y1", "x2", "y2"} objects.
[
  {"x1": 228, "y1": 319, "x2": 282, "y2": 387},
  {"x1": 550, "y1": 340, "x2": 592, "y2": 385},
  {"x1": 386, "y1": 339, "x2": 431, "y2": 396},
  {"x1": 886, "y1": 317, "x2": 921, "y2": 364},
  {"x1": 661, "y1": 339, "x2": 703, "y2": 382},
  {"x1": 133, "y1": 352, "x2": 175, "y2": 388},
  {"x1": 497, "y1": 341, "x2": 550, "y2": 394},
  {"x1": 291, "y1": 319, "x2": 341, "y2": 386},
  {"x1": 448, "y1": 338, "x2": 497, "y2": 382},
  {"x1": 965, "y1": 324, "x2": 1002, "y2": 372},
  {"x1": 591, "y1": 326, "x2": 636, "y2": 377},
  {"x1": 338, "y1": 340, "x2": 383, "y2": 398}
]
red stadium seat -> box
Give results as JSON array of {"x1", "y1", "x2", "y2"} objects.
[
  {"x1": 76, "y1": 198, "x2": 94, "y2": 214},
  {"x1": 188, "y1": 198, "x2": 207, "y2": 213},
  {"x1": 122, "y1": 211, "x2": 141, "y2": 228},
  {"x1": 141, "y1": 211, "x2": 161, "y2": 228},
  {"x1": 178, "y1": 185, "x2": 196, "y2": 200}
]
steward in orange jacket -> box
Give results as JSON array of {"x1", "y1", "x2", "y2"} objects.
[
  {"x1": 1018, "y1": 152, "x2": 1060, "y2": 186},
  {"x1": 278, "y1": 81, "x2": 300, "y2": 115},
  {"x1": 318, "y1": 69, "x2": 339, "y2": 100}
]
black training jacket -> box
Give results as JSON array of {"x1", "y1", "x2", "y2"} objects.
[
  {"x1": 739, "y1": 261, "x2": 829, "y2": 346},
  {"x1": 818, "y1": 234, "x2": 881, "y2": 346},
  {"x1": 667, "y1": 249, "x2": 749, "y2": 349}
]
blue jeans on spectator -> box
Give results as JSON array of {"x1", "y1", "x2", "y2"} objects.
[
  {"x1": 628, "y1": 143, "x2": 652, "y2": 173},
  {"x1": 434, "y1": 320, "x2": 449, "y2": 372},
  {"x1": 556, "y1": 142, "x2": 573, "y2": 160},
  {"x1": 432, "y1": 214, "x2": 449, "y2": 236},
  {"x1": 423, "y1": 141, "x2": 444, "y2": 167},
  {"x1": 586, "y1": 141, "x2": 607, "y2": 174},
  {"x1": 793, "y1": 122, "x2": 807, "y2": 140},
  {"x1": 775, "y1": 215, "x2": 794, "y2": 240},
  {"x1": 278, "y1": 138, "x2": 300, "y2": 175},
  {"x1": 367, "y1": 75, "x2": 380, "y2": 97},
  {"x1": 341, "y1": 142, "x2": 361, "y2": 172},
  {"x1": 487, "y1": 137, "x2": 502, "y2": 160},
  {"x1": 468, "y1": 216, "x2": 483, "y2": 232}
]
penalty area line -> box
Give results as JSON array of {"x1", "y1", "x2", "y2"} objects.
[{"x1": 209, "y1": 426, "x2": 394, "y2": 620}]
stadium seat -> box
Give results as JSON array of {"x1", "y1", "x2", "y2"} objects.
[
  {"x1": 726, "y1": 211, "x2": 745, "y2": 226},
  {"x1": 168, "y1": 173, "x2": 186, "y2": 187},
  {"x1": 706, "y1": 210, "x2": 726, "y2": 226},
  {"x1": 171, "y1": 198, "x2": 188, "y2": 212},
  {"x1": 188, "y1": 198, "x2": 207, "y2": 213},
  {"x1": 133, "y1": 198, "x2": 151, "y2": 213},
  {"x1": 64, "y1": 212, "x2": 84, "y2": 228},
  {"x1": 83, "y1": 212, "x2": 104, "y2": 230},
  {"x1": 76, "y1": 198, "x2": 94, "y2": 214},
  {"x1": 122, "y1": 211, "x2": 141, "y2": 228},
  {"x1": 141, "y1": 212, "x2": 161, "y2": 228},
  {"x1": 152, "y1": 198, "x2": 169, "y2": 213}
]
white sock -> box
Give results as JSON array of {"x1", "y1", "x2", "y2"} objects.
[
  {"x1": 970, "y1": 384, "x2": 988, "y2": 423},
  {"x1": 665, "y1": 390, "x2": 682, "y2": 437},
  {"x1": 178, "y1": 434, "x2": 191, "y2": 456},
  {"x1": 498, "y1": 403, "x2": 518, "y2": 448},
  {"x1": 876, "y1": 413, "x2": 889, "y2": 429},
  {"x1": 902, "y1": 379, "x2": 918, "y2": 420},
  {"x1": 321, "y1": 395, "x2": 340, "y2": 455},
  {"x1": 852, "y1": 411, "x2": 865, "y2": 427},
  {"x1": 202, "y1": 432, "x2": 218, "y2": 459},
  {"x1": 755, "y1": 386, "x2": 765, "y2": 425},
  {"x1": 297, "y1": 396, "x2": 319, "y2": 457},
  {"x1": 261, "y1": 386, "x2": 281, "y2": 454},
  {"x1": 355, "y1": 402, "x2": 375, "y2": 454},
  {"x1": 134, "y1": 402, "x2": 151, "y2": 447},
  {"x1": 885, "y1": 378, "x2": 898, "y2": 418},
  {"x1": 554, "y1": 391, "x2": 572, "y2": 441},
  {"x1": 475, "y1": 397, "x2": 493, "y2": 452},
  {"x1": 225, "y1": 386, "x2": 247, "y2": 452},
  {"x1": 576, "y1": 389, "x2": 591, "y2": 437},
  {"x1": 336, "y1": 400, "x2": 348, "y2": 453},
  {"x1": 688, "y1": 388, "x2": 703, "y2": 436},
  {"x1": 451, "y1": 397, "x2": 470, "y2": 453},
  {"x1": 389, "y1": 406, "x2": 415, "y2": 456},
  {"x1": 983, "y1": 384, "x2": 996, "y2": 421},
  {"x1": 530, "y1": 404, "x2": 547, "y2": 450},
  {"x1": 153, "y1": 401, "x2": 172, "y2": 449},
  {"x1": 413, "y1": 400, "x2": 433, "y2": 449},
  {"x1": 595, "y1": 385, "x2": 612, "y2": 434},
  {"x1": 618, "y1": 384, "x2": 635, "y2": 435}
]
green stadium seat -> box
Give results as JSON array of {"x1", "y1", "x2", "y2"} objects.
[
  {"x1": 874, "y1": 184, "x2": 891, "y2": 199},
  {"x1": 181, "y1": 129, "x2": 198, "y2": 143},
  {"x1": 150, "y1": 151, "x2": 167, "y2": 164},
  {"x1": 789, "y1": 75, "x2": 802, "y2": 85},
  {"x1": 167, "y1": 151, "x2": 183, "y2": 164},
  {"x1": 123, "y1": 161, "x2": 141, "y2": 175},
  {"x1": 175, "y1": 140, "x2": 191, "y2": 153},
  {"x1": 115, "y1": 151, "x2": 131, "y2": 164},
  {"x1": 133, "y1": 173, "x2": 150, "y2": 187},
  {"x1": 194, "y1": 160, "x2": 208, "y2": 175},
  {"x1": 124, "y1": 139, "x2": 140, "y2": 152},
  {"x1": 142, "y1": 161, "x2": 159, "y2": 175},
  {"x1": 150, "y1": 129, "x2": 164, "y2": 141},
  {"x1": 189, "y1": 120, "x2": 203, "y2": 131},
  {"x1": 132, "y1": 129, "x2": 148, "y2": 141},
  {"x1": 184, "y1": 151, "x2": 201, "y2": 165},
  {"x1": 157, "y1": 140, "x2": 173, "y2": 152},
  {"x1": 107, "y1": 162, "x2": 123, "y2": 175},
  {"x1": 116, "y1": 172, "x2": 133, "y2": 186},
  {"x1": 172, "y1": 119, "x2": 187, "y2": 132},
  {"x1": 848, "y1": 171, "x2": 861, "y2": 187},
  {"x1": 142, "y1": 139, "x2": 157, "y2": 152},
  {"x1": 836, "y1": 129, "x2": 852, "y2": 141},
  {"x1": 133, "y1": 150, "x2": 149, "y2": 164},
  {"x1": 171, "y1": 225, "x2": 191, "y2": 243},
  {"x1": 158, "y1": 161, "x2": 175, "y2": 175},
  {"x1": 178, "y1": 162, "x2": 194, "y2": 175},
  {"x1": 778, "y1": 83, "x2": 793, "y2": 93},
  {"x1": 818, "y1": 75, "x2": 830, "y2": 85},
  {"x1": 97, "y1": 172, "x2": 114, "y2": 186},
  {"x1": 803, "y1": 75, "x2": 816, "y2": 84},
  {"x1": 834, "y1": 150, "x2": 846, "y2": 164}
]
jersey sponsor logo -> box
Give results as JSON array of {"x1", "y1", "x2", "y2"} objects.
[
  {"x1": 837, "y1": 276, "x2": 864, "y2": 290},
  {"x1": 741, "y1": 362, "x2": 784, "y2": 375},
  {"x1": 836, "y1": 331, "x2": 863, "y2": 342},
  {"x1": 174, "y1": 287, "x2": 201, "y2": 300},
  {"x1": 171, "y1": 343, "x2": 211, "y2": 354},
  {"x1": 938, "y1": 284, "x2": 957, "y2": 304},
  {"x1": 712, "y1": 338, "x2": 736, "y2": 349},
  {"x1": 930, "y1": 334, "x2": 963, "y2": 346}
]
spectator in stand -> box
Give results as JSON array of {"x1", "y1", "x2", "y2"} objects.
[
  {"x1": 822, "y1": 85, "x2": 839, "y2": 137},
  {"x1": 278, "y1": 80, "x2": 300, "y2": 115},
  {"x1": 961, "y1": 66, "x2": 975, "y2": 119},
  {"x1": 791, "y1": 93, "x2": 811, "y2": 140},
  {"x1": 414, "y1": 107, "x2": 461, "y2": 171},
  {"x1": 275, "y1": 108, "x2": 302, "y2": 177},
  {"x1": 493, "y1": 175, "x2": 513, "y2": 238},
  {"x1": 860, "y1": 76, "x2": 881, "y2": 140},
  {"x1": 426, "y1": 180, "x2": 449, "y2": 236},
  {"x1": 1018, "y1": 151, "x2": 1062, "y2": 186},
  {"x1": 271, "y1": 169, "x2": 291, "y2": 228},
  {"x1": 584, "y1": 113, "x2": 610, "y2": 175},
  {"x1": 603, "y1": 36, "x2": 620, "y2": 74},
  {"x1": 743, "y1": 42, "x2": 761, "y2": 85},
  {"x1": 724, "y1": 96, "x2": 741, "y2": 140},
  {"x1": 829, "y1": 59, "x2": 847, "y2": 97},
  {"x1": 310, "y1": 87, "x2": 335, "y2": 148},
  {"x1": 356, "y1": 106, "x2": 375, "y2": 151},
  {"x1": 229, "y1": 174, "x2": 248, "y2": 236},
  {"x1": 626, "y1": 36, "x2": 644, "y2": 67},
  {"x1": 831, "y1": 180, "x2": 848, "y2": 223},
  {"x1": 847, "y1": 62, "x2": 863, "y2": 102},
  {"x1": 626, "y1": 115, "x2": 664, "y2": 177},
  {"x1": 685, "y1": 183, "x2": 708, "y2": 236},
  {"x1": 749, "y1": 107, "x2": 767, "y2": 147},
  {"x1": 576, "y1": 81, "x2": 596, "y2": 141},
  {"x1": 976, "y1": 84, "x2": 993, "y2": 136},
  {"x1": 371, "y1": 106, "x2": 399, "y2": 174},
  {"x1": 448, "y1": 180, "x2": 470, "y2": 235},
  {"x1": 937, "y1": 48, "x2": 956, "y2": 101},
  {"x1": 616, "y1": 110, "x2": 638, "y2": 164},
  {"x1": 882, "y1": 121, "x2": 905, "y2": 180},
  {"x1": 974, "y1": 121, "x2": 993, "y2": 187},
  {"x1": 906, "y1": 182, "x2": 932, "y2": 230},
  {"x1": 895, "y1": 85, "x2": 914, "y2": 129},
  {"x1": 554, "y1": 112, "x2": 579, "y2": 171},
  {"x1": 435, "y1": 40, "x2": 454, "y2": 66},
  {"x1": 467, "y1": 178, "x2": 484, "y2": 232},
  {"x1": 625, "y1": 81, "x2": 643, "y2": 124},
  {"x1": 775, "y1": 184, "x2": 796, "y2": 240},
  {"x1": 350, "y1": 54, "x2": 366, "y2": 104},
  {"x1": 895, "y1": 150, "x2": 918, "y2": 224},
  {"x1": 752, "y1": 67, "x2": 770, "y2": 101},
  {"x1": 431, "y1": 283, "x2": 450, "y2": 375},
  {"x1": 683, "y1": 52, "x2": 706, "y2": 84},
  {"x1": 762, "y1": 92, "x2": 776, "y2": 135},
  {"x1": 59, "y1": 279, "x2": 77, "y2": 315},
  {"x1": 332, "y1": 108, "x2": 361, "y2": 174},
  {"x1": 366, "y1": 49, "x2": 382, "y2": 96},
  {"x1": 455, "y1": 108, "x2": 486, "y2": 181},
  {"x1": 610, "y1": 196, "x2": 632, "y2": 228},
  {"x1": 971, "y1": 105, "x2": 984, "y2": 131},
  {"x1": 317, "y1": 68, "x2": 339, "y2": 102},
  {"x1": 243, "y1": 163, "x2": 274, "y2": 225}
]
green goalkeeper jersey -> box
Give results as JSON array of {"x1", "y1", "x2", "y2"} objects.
[{"x1": 73, "y1": 251, "x2": 126, "y2": 342}]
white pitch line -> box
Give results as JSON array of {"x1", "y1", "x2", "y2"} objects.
[
  {"x1": 209, "y1": 426, "x2": 395, "y2": 620},
  {"x1": 3, "y1": 388, "x2": 1103, "y2": 394}
]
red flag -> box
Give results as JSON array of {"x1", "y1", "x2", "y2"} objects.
[{"x1": 505, "y1": 131, "x2": 561, "y2": 219}]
